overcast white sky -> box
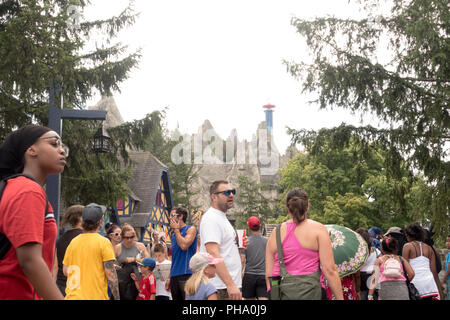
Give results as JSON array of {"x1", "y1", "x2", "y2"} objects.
[{"x1": 83, "y1": 0, "x2": 385, "y2": 152}]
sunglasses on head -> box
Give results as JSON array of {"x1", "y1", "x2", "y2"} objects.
[{"x1": 214, "y1": 189, "x2": 236, "y2": 196}]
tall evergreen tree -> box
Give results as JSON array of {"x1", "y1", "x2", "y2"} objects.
[
  {"x1": 285, "y1": 0, "x2": 449, "y2": 243},
  {"x1": 0, "y1": 0, "x2": 141, "y2": 208}
]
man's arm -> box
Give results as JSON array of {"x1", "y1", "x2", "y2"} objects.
[
  {"x1": 104, "y1": 260, "x2": 120, "y2": 300},
  {"x1": 205, "y1": 242, "x2": 242, "y2": 300},
  {"x1": 174, "y1": 227, "x2": 197, "y2": 250},
  {"x1": 170, "y1": 218, "x2": 197, "y2": 250}
]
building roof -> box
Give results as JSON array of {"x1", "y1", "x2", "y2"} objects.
[
  {"x1": 118, "y1": 212, "x2": 150, "y2": 228},
  {"x1": 127, "y1": 151, "x2": 169, "y2": 216},
  {"x1": 89, "y1": 95, "x2": 125, "y2": 129}
]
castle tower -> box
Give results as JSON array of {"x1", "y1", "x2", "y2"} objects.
[{"x1": 263, "y1": 103, "x2": 275, "y2": 133}]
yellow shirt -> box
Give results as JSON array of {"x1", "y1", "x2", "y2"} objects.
[{"x1": 63, "y1": 232, "x2": 116, "y2": 300}]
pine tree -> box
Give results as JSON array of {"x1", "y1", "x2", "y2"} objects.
[
  {"x1": 0, "y1": 0, "x2": 142, "y2": 207},
  {"x1": 285, "y1": 0, "x2": 449, "y2": 243}
]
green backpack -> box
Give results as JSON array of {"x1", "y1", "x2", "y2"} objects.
[{"x1": 269, "y1": 225, "x2": 322, "y2": 300}]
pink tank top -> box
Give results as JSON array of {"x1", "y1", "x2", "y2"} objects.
[{"x1": 272, "y1": 221, "x2": 320, "y2": 276}]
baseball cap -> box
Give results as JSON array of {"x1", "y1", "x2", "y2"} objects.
[
  {"x1": 384, "y1": 227, "x2": 403, "y2": 236},
  {"x1": 137, "y1": 257, "x2": 156, "y2": 269},
  {"x1": 82, "y1": 203, "x2": 106, "y2": 224},
  {"x1": 247, "y1": 216, "x2": 261, "y2": 230},
  {"x1": 189, "y1": 252, "x2": 223, "y2": 272}
]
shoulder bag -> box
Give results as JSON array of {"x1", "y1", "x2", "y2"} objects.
[{"x1": 400, "y1": 257, "x2": 421, "y2": 300}]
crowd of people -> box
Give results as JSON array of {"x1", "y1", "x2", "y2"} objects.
[{"x1": 0, "y1": 125, "x2": 448, "y2": 301}]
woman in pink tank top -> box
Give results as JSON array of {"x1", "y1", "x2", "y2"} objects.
[{"x1": 265, "y1": 188, "x2": 343, "y2": 300}]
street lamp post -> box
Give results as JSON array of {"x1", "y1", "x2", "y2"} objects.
[{"x1": 46, "y1": 79, "x2": 107, "y2": 228}]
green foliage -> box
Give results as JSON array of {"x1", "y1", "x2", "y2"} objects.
[
  {"x1": 166, "y1": 139, "x2": 202, "y2": 214},
  {"x1": 61, "y1": 111, "x2": 166, "y2": 207},
  {"x1": 60, "y1": 119, "x2": 131, "y2": 207},
  {"x1": 0, "y1": 1, "x2": 140, "y2": 137},
  {"x1": 278, "y1": 137, "x2": 430, "y2": 233},
  {"x1": 0, "y1": 0, "x2": 141, "y2": 208},
  {"x1": 234, "y1": 175, "x2": 274, "y2": 230},
  {"x1": 285, "y1": 0, "x2": 449, "y2": 244}
]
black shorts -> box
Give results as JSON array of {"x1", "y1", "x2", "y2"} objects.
[
  {"x1": 170, "y1": 274, "x2": 191, "y2": 300},
  {"x1": 242, "y1": 273, "x2": 268, "y2": 299}
]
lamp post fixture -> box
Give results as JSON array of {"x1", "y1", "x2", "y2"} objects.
[
  {"x1": 93, "y1": 125, "x2": 111, "y2": 153},
  {"x1": 46, "y1": 78, "x2": 108, "y2": 228}
]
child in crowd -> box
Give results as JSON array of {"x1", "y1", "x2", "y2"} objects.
[
  {"x1": 153, "y1": 243, "x2": 172, "y2": 300},
  {"x1": 131, "y1": 257, "x2": 156, "y2": 300},
  {"x1": 369, "y1": 237, "x2": 414, "y2": 300},
  {"x1": 442, "y1": 235, "x2": 450, "y2": 300},
  {"x1": 184, "y1": 252, "x2": 222, "y2": 300}
]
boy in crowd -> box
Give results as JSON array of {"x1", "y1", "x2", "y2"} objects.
[
  {"x1": 242, "y1": 216, "x2": 268, "y2": 300},
  {"x1": 154, "y1": 243, "x2": 172, "y2": 300},
  {"x1": 132, "y1": 257, "x2": 156, "y2": 300}
]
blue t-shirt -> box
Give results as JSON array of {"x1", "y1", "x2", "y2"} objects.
[
  {"x1": 170, "y1": 225, "x2": 197, "y2": 277},
  {"x1": 446, "y1": 252, "x2": 449, "y2": 271},
  {"x1": 186, "y1": 281, "x2": 217, "y2": 300}
]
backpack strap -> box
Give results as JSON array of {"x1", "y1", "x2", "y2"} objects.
[
  {"x1": 0, "y1": 174, "x2": 49, "y2": 261},
  {"x1": 275, "y1": 224, "x2": 289, "y2": 278}
]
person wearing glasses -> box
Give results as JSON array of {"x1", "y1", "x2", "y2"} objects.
[
  {"x1": 114, "y1": 223, "x2": 149, "y2": 300},
  {"x1": 0, "y1": 125, "x2": 67, "y2": 300},
  {"x1": 200, "y1": 180, "x2": 242, "y2": 300},
  {"x1": 168, "y1": 206, "x2": 197, "y2": 300},
  {"x1": 106, "y1": 223, "x2": 122, "y2": 247}
]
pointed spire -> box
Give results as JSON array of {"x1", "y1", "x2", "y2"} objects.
[{"x1": 89, "y1": 95, "x2": 124, "y2": 128}]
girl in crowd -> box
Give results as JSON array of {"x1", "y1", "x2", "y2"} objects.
[
  {"x1": 356, "y1": 227, "x2": 381, "y2": 300},
  {"x1": 185, "y1": 252, "x2": 222, "y2": 300},
  {"x1": 369, "y1": 237, "x2": 414, "y2": 300},
  {"x1": 106, "y1": 223, "x2": 122, "y2": 246},
  {"x1": 0, "y1": 125, "x2": 67, "y2": 300}
]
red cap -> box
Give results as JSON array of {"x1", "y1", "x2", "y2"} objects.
[{"x1": 247, "y1": 216, "x2": 261, "y2": 230}]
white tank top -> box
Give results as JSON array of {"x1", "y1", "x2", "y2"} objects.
[{"x1": 409, "y1": 241, "x2": 439, "y2": 299}]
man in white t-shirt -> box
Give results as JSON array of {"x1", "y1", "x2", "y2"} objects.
[{"x1": 200, "y1": 180, "x2": 242, "y2": 300}]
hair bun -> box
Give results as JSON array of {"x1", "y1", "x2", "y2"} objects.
[{"x1": 286, "y1": 188, "x2": 309, "y2": 224}]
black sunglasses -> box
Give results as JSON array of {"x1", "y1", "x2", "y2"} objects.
[{"x1": 214, "y1": 189, "x2": 236, "y2": 196}]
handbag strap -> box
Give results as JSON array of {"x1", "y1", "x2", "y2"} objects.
[
  {"x1": 275, "y1": 225, "x2": 289, "y2": 278},
  {"x1": 399, "y1": 257, "x2": 410, "y2": 285}
]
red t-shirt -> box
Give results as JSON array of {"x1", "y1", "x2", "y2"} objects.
[
  {"x1": 137, "y1": 273, "x2": 156, "y2": 300},
  {"x1": 0, "y1": 176, "x2": 57, "y2": 300}
]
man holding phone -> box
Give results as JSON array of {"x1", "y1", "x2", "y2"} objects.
[{"x1": 168, "y1": 206, "x2": 197, "y2": 300}]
